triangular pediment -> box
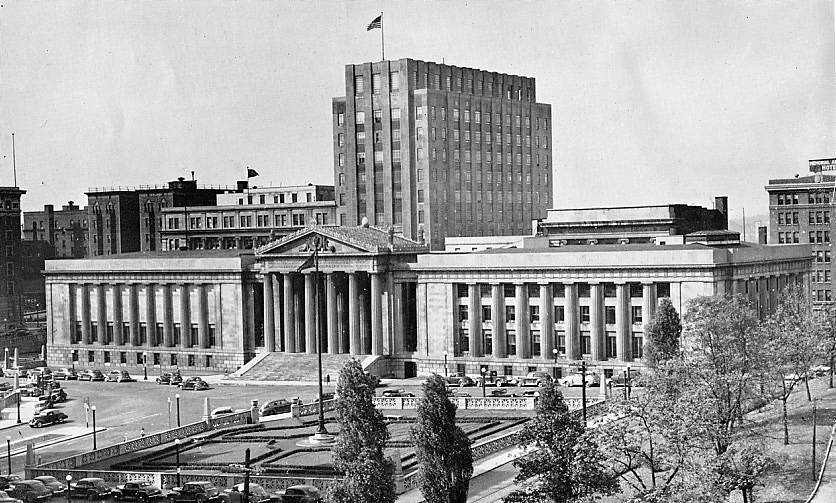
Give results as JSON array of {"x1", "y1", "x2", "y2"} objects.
[{"x1": 256, "y1": 227, "x2": 377, "y2": 257}]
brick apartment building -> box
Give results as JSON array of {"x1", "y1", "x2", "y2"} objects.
[
  {"x1": 333, "y1": 58, "x2": 553, "y2": 250},
  {"x1": 0, "y1": 187, "x2": 25, "y2": 331}
]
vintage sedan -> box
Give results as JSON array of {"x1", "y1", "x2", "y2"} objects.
[
  {"x1": 167, "y1": 482, "x2": 228, "y2": 503},
  {"x1": 275, "y1": 485, "x2": 321, "y2": 503},
  {"x1": 68, "y1": 478, "x2": 114, "y2": 500},
  {"x1": 114, "y1": 481, "x2": 163, "y2": 501},
  {"x1": 28, "y1": 409, "x2": 67, "y2": 428},
  {"x1": 106, "y1": 370, "x2": 136, "y2": 383},
  {"x1": 52, "y1": 368, "x2": 78, "y2": 380},
  {"x1": 0, "y1": 490, "x2": 22, "y2": 503},
  {"x1": 156, "y1": 372, "x2": 183, "y2": 386},
  {"x1": 225, "y1": 483, "x2": 272, "y2": 503},
  {"x1": 78, "y1": 370, "x2": 105, "y2": 382},
  {"x1": 6, "y1": 480, "x2": 51, "y2": 503},
  {"x1": 32, "y1": 477, "x2": 65, "y2": 496}
]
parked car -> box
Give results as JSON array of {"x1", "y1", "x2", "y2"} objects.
[
  {"x1": 167, "y1": 482, "x2": 228, "y2": 503},
  {"x1": 32, "y1": 477, "x2": 65, "y2": 496},
  {"x1": 0, "y1": 490, "x2": 22, "y2": 503},
  {"x1": 156, "y1": 372, "x2": 183, "y2": 386},
  {"x1": 180, "y1": 377, "x2": 209, "y2": 391},
  {"x1": 225, "y1": 483, "x2": 271, "y2": 503},
  {"x1": 608, "y1": 370, "x2": 642, "y2": 387},
  {"x1": 210, "y1": 406, "x2": 235, "y2": 419},
  {"x1": 6, "y1": 480, "x2": 51, "y2": 503},
  {"x1": 485, "y1": 373, "x2": 518, "y2": 387},
  {"x1": 106, "y1": 370, "x2": 135, "y2": 383},
  {"x1": 33, "y1": 400, "x2": 55, "y2": 413},
  {"x1": 114, "y1": 481, "x2": 163, "y2": 501},
  {"x1": 444, "y1": 372, "x2": 475, "y2": 387},
  {"x1": 28, "y1": 409, "x2": 67, "y2": 428},
  {"x1": 313, "y1": 392, "x2": 335, "y2": 402},
  {"x1": 259, "y1": 399, "x2": 292, "y2": 416},
  {"x1": 449, "y1": 391, "x2": 471, "y2": 397},
  {"x1": 78, "y1": 370, "x2": 105, "y2": 382},
  {"x1": 68, "y1": 478, "x2": 113, "y2": 500},
  {"x1": 381, "y1": 389, "x2": 414, "y2": 397},
  {"x1": 0, "y1": 476, "x2": 22, "y2": 491},
  {"x1": 559, "y1": 372, "x2": 600, "y2": 387},
  {"x1": 490, "y1": 388, "x2": 510, "y2": 397},
  {"x1": 38, "y1": 389, "x2": 67, "y2": 403},
  {"x1": 811, "y1": 365, "x2": 831, "y2": 377},
  {"x1": 0, "y1": 382, "x2": 10, "y2": 392},
  {"x1": 3, "y1": 367, "x2": 27, "y2": 378},
  {"x1": 275, "y1": 485, "x2": 321, "y2": 503},
  {"x1": 521, "y1": 371, "x2": 553, "y2": 387},
  {"x1": 52, "y1": 368, "x2": 78, "y2": 380},
  {"x1": 521, "y1": 390, "x2": 540, "y2": 397}
]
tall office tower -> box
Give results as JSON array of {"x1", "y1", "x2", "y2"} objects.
[
  {"x1": 0, "y1": 187, "x2": 25, "y2": 332},
  {"x1": 333, "y1": 59, "x2": 553, "y2": 250}
]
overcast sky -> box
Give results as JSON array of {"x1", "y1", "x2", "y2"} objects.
[{"x1": 0, "y1": 1, "x2": 833, "y2": 227}]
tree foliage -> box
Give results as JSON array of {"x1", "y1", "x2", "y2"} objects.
[
  {"x1": 411, "y1": 374, "x2": 473, "y2": 503},
  {"x1": 643, "y1": 298, "x2": 682, "y2": 368},
  {"x1": 681, "y1": 295, "x2": 768, "y2": 455},
  {"x1": 505, "y1": 382, "x2": 616, "y2": 503},
  {"x1": 714, "y1": 441, "x2": 772, "y2": 503},
  {"x1": 328, "y1": 359, "x2": 395, "y2": 503}
]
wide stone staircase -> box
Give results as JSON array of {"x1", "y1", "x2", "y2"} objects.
[{"x1": 228, "y1": 352, "x2": 360, "y2": 382}]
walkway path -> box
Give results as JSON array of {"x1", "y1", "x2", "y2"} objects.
[{"x1": 810, "y1": 425, "x2": 836, "y2": 503}]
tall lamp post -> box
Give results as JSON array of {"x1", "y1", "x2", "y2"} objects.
[
  {"x1": 443, "y1": 351, "x2": 448, "y2": 377},
  {"x1": 552, "y1": 348, "x2": 558, "y2": 379},
  {"x1": 143, "y1": 352, "x2": 148, "y2": 381},
  {"x1": 174, "y1": 438, "x2": 181, "y2": 487},
  {"x1": 91, "y1": 405, "x2": 97, "y2": 449},
  {"x1": 570, "y1": 360, "x2": 593, "y2": 426},
  {"x1": 65, "y1": 475, "x2": 72, "y2": 503},
  {"x1": 480, "y1": 367, "x2": 487, "y2": 398},
  {"x1": 297, "y1": 234, "x2": 334, "y2": 444},
  {"x1": 625, "y1": 365, "x2": 632, "y2": 400},
  {"x1": 5, "y1": 436, "x2": 10, "y2": 475},
  {"x1": 15, "y1": 392, "x2": 20, "y2": 424},
  {"x1": 167, "y1": 397, "x2": 172, "y2": 428},
  {"x1": 175, "y1": 394, "x2": 181, "y2": 427}
]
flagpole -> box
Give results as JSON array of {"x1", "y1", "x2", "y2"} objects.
[{"x1": 380, "y1": 11, "x2": 384, "y2": 61}]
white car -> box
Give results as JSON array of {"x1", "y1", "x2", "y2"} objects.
[
  {"x1": 559, "y1": 372, "x2": 600, "y2": 387},
  {"x1": 210, "y1": 406, "x2": 235, "y2": 418}
]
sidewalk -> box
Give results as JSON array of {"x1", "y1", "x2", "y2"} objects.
[
  {"x1": 0, "y1": 396, "x2": 38, "y2": 429},
  {"x1": 809, "y1": 425, "x2": 836, "y2": 503}
]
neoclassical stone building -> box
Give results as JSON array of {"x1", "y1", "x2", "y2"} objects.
[{"x1": 43, "y1": 224, "x2": 813, "y2": 378}]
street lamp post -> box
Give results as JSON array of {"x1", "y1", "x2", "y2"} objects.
[
  {"x1": 143, "y1": 352, "x2": 148, "y2": 381},
  {"x1": 167, "y1": 397, "x2": 172, "y2": 428},
  {"x1": 5, "y1": 436, "x2": 10, "y2": 475},
  {"x1": 480, "y1": 367, "x2": 487, "y2": 398},
  {"x1": 91, "y1": 405, "x2": 97, "y2": 449},
  {"x1": 174, "y1": 438, "x2": 181, "y2": 487},
  {"x1": 15, "y1": 393, "x2": 20, "y2": 424},
  {"x1": 552, "y1": 348, "x2": 558, "y2": 379},
  {"x1": 175, "y1": 394, "x2": 181, "y2": 427},
  {"x1": 626, "y1": 365, "x2": 632, "y2": 400},
  {"x1": 443, "y1": 351, "x2": 448, "y2": 377},
  {"x1": 65, "y1": 475, "x2": 72, "y2": 503},
  {"x1": 580, "y1": 361, "x2": 588, "y2": 426}
]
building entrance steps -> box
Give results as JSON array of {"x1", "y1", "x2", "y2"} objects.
[{"x1": 224, "y1": 352, "x2": 359, "y2": 383}]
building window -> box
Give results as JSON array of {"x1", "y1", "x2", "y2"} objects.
[
  {"x1": 337, "y1": 113, "x2": 344, "y2": 126},
  {"x1": 580, "y1": 306, "x2": 590, "y2": 323},
  {"x1": 389, "y1": 71, "x2": 400, "y2": 90},
  {"x1": 632, "y1": 306, "x2": 643, "y2": 324},
  {"x1": 531, "y1": 330, "x2": 541, "y2": 356},
  {"x1": 606, "y1": 334, "x2": 617, "y2": 358},
  {"x1": 554, "y1": 306, "x2": 565, "y2": 323},
  {"x1": 529, "y1": 305, "x2": 540, "y2": 322},
  {"x1": 372, "y1": 73, "x2": 381, "y2": 94},
  {"x1": 170, "y1": 354, "x2": 178, "y2": 366},
  {"x1": 632, "y1": 336, "x2": 644, "y2": 358},
  {"x1": 354, "y1": 75, "x2": 364, "y2": 94},
  {"x1": 581, "y1": 332, "x2": 591, "y2": 354},
  {"x1": 506, "y1": 330, "x2": 516, "y2": 355},
  {"x1": 103, "y1": 351, "x2": 111, "y2": 363},
  {"x1": 87, "y1": 351, "x2": 95, "y2": 363},
  {"x1": 120, "y1": 352, "x2": 127, "y2": 364},
  {"x1": 355, "y1": 111, "x2": 365, "y2": 124},
  {"x1": 153, "y1": 353, "x2": 161, "y2": 365},
  {"x1": 605, "y1": 306, "x2": 616, "y2": 324}
]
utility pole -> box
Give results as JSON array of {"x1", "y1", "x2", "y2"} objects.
[{"x1": 812, "y1": 400, "x2": 818, "y2": 481}]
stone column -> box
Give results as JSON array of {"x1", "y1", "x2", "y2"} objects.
[
  {"x1": 468, "y1": 284, "x2": 482, "y2": 357},
  {"x1": 326, "y1": 273, "x2": 339, "y2": 354},
  {"x1": 179, "y1": 284, "x2": 191, "y2": 349},
  {"x1": 348, "y1": 272, "x2": 361, "y2": 355},
  {"x1": 162, "y1": 284, "x2": 173, "y2": 347},
  {"x1": 337, "y1": 274, "x2": 348, "y2": 353},
  {"x1": 539, "y1": 283, "x2": 554, "y2": 360},
  {"x1": 491, "y1": 284, "x2": 506, "y2": 358},
  {"x1": 642, "y1": 283, "x2": 657, "y2": 332},
  {"x1": 263, "y1": 274, "x2": 275, "y2": 351},
  {"x1": 67, "y1": 283, "x2": 77, "y2": 342},
  {"x1": 359, "y1": 277, "x2": 370, "y2": 354},
  {"x1": 391, "y1": 279, "x2": 403, "y2": 355},
  {"x1": 198, "y1": 284, "x2": 209, "y2": 349},
  {"x1": 80, "y1": 283, "x2": 91, "y2": 345},
  {"x1": 616, "y1": 283, "x2": 632, "y2": 362},
  {"x1": 112, "y1": 284, "x2": 123, "y2": 346},
  {"x1": 416, "y1": 282, "x2": 429, "y2": 357},
  {"x1": 293, "y1": 275, "x2": 305, "y2": 352},
  {"x1": 282, "y1": 273, "x2": 296, "y2": 353},
  {"x1": 515, "y1": 283, "x2": 530, "y2": 359},
  {"x1": 371, "y1": 273, "x2": 384, "y2": 356},
  {"x1": 590, "y1": 283, "x2": 605, "y2": 361},
  {"x1": 564, "y1": 283, "x2": 579, "y2": 360},
  {"x1": 96, "y1": 284, "x2": 107, "y2": 344},
  {"x1": 145, "y1": 284, "x2": 156, "y2": 346},
  {"x1": 272, "y1": 274, "x2": 283, "y2": 351},
  {"x1": 129, "y1": 284, "x2": 140, "y2": 346},
  {"x1": 304, "y1": 273, "x2": 316, "y2": 354}
]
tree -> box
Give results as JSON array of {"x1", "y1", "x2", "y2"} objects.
[
  {"x1": 714, "y1": 441, "x2": 772, "y2": 503},
  {"x1": 817, "y1": 303, "x2": 836, "y2": 389},
  {"x1": 762, "y1": 285, "x2": 825, "y2": 444},
  {"x1": 643, "y1": 298, "x2": 682, "y2": 369},
  {"x1": 328, "y1": 359, "x2": 395, "y2": 503},
  {"x1": 411, "y1": 374, "x2": 473, "y2": 503},
  {"x1": 505, "y1": 382, "x2": 616, "y2": 503},
  {"x1": 681, "y1": 295, "x2": 768, "y2": 455}
]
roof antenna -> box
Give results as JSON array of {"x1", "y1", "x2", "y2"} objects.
[
  {"x1": 11, "y1": 132, "x2": 17, "y2": 186},
  {"x1": 191, "y1": 171, "x2": 195, "y2": 181}
]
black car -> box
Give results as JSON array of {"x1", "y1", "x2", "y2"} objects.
[
  {"x1": 68, "y1": 478, "x2": 113, "y2": 500},
  {"x1": 381, "y1": 389, "x2": 414, "y2": 397},
  {"x1": 156, "y1": 372, "x2": 183, "y2": 386},
  {"x1": 259, "y1": 399, "x2": 291, "y2": 416},
  {"x1": 0, "y1": 476, "x2": 22, "y2": 491},
  {"x1": 114, "y1": 481, "x2": 163, "y2": 502},
  {"x1": 78, "y1": 370, "x2": 105, "y2": 382},
  {"x1": 28, "y1": 409, "x2": 67, "y2": 428},
  {"x1": 6, "y1": 480, "x2": 50, "y2": 503},
  {"x1": 168, "y1": 482, "x2": 228, "y2": 503},
  {"x1": 180, "y1": 377, "x2": 209, "y2": 391},
  {"x1": 225, "y1": 484, "x2": 271, "y2": 503}
]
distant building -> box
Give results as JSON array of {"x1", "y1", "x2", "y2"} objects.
[
  {"x1": 19, "y1": 240, "x2": 54, "y2": 312},
  {"x1": 333, "y1": 58, "x2": 553, "y2": 250},
  {"x1": 765, "y1": 159, "x2": 836, "y2": 303},
  {"x1": 159, "y1": 184, "x2": 336, "y2": 251},
  {"x1": 0, "y1": 187, "x2": 25, "y2": 332},
  {"x1": 23, "y1": 201, "x2": 88, "y2": 258},
  {"x1": 85, "y1": 178, "x2": 233, "y2": 256}
]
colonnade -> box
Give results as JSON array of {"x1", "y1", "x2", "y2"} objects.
[
  {"x1": 261, "y1": 271, "x2": 406, "y2": 356},
  {"x1": 66, "y1": 282, "x2": 213, "y2": 349}
]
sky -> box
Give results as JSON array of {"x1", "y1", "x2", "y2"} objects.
[{"x1": 0, "y1": 1, "x2": 833, "y2": 229}]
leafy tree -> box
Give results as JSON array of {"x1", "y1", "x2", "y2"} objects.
[
  {"x1": 762, "y1": 285, "x2": 825, "y2": 444},
  {"x1": 681, "y1": 295, "x2": 768, "y2": 455},
  {"x1": 595, "y1": 359, "x2": 713, "y2": 501},
  {"x1": 817, "y1": 303, "x2": 836, "y2": 389},
  {"x1": 714, "y1": 441, "x2": 772, "y2": 503},
  {"x1": 328, "y1": 359, "x2": 395, "y2": 503},
  {"x1": 643, "y1": 298, "x2": 682, "y2": 368},
  {"x1": 411, "y1": 374, "x2": 473, "y2": 503},
  {"x1": 505, "y1": 382, "x2": 616, "y2": 503}
]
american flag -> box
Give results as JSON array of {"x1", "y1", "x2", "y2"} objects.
[{"x1": 367, "y1": 14, "x2": 381, "y2": 31}]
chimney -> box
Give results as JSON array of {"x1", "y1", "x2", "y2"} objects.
[
  {"x1": 714, "y1": 196, "x2": 729, "y2": 229},
  {"x1": 758, "y1": 226, "x2": 767, "y2": 244},
  {"x1": 236, "y1": 180, "x2": 249, "y2": 192}
]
